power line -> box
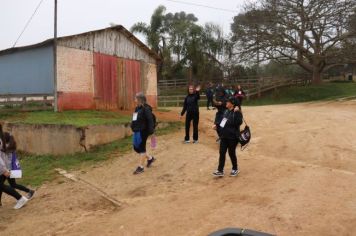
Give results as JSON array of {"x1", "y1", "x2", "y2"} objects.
[
  {"x1": 12, "y1": 0, "x2": 45, "y2": 48},
  {"x1": 165, "y1": 0, "x2": 238, "y2": 13}
]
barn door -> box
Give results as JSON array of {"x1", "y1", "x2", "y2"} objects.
[{"x1": 94, "y1": 53, "x2": 118, "y2": 110}]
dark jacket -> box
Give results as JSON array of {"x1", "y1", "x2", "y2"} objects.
[
  {"x1": 131, "y1": 104, "x2": 155, "y2": 135},
  {"x1": 205, "y1": 87, "x2": 214, "y2": 98},
  {"x1": 181, "y1": 92, "x2": 200, "y2": 116},
  {"x1": 219, "y1": 109, "x2": 243, "y2": 139}
]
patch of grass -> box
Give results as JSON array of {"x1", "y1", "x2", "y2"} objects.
[
  {"x1": 156, "y1": 108, "x2": 171, "y2": 112},
  {"x1": 0, "y1": 110, "x2": 131, "y2": 127},
  {"x1": 244, "y1": 82, "x2": 356, "y2": 106},
  {"x1": 16, "y1": 122, "x2": 182, "y2": 187}
]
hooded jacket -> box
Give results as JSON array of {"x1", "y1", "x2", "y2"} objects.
[{"x1": 130, "y1": 104, "x2": 155, "y2": 135}]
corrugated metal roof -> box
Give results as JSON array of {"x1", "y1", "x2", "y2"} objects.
[{"x1": 0, "y1": 25, "x2": 161, "y2": 61}]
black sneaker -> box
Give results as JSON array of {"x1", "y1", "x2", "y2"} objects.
[
  {"x1": 230, "y1": 169, "x2": 240, "y2": 177},
  {"x1": 27, "y1": 190, "x2": 35, "y2": 200},
  {"x1": 133, "y1": 166, "x2": 144, "y2": 175},
  {"x1": 147, "y1": 157, "x2": 156, "y2": 168},
  {"x1": 212, "y1": 170, "x2": 224, "y2": 177}
]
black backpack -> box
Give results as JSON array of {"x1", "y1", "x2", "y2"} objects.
[
  {"x1": 144, "y1": 104, "x2": 158, "y2": 130},
  {"x1": 239, "y1": 119, "x2": 251, "y2": 150}
]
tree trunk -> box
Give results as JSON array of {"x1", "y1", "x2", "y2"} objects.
[{"x1": 312, "y1": 68, "x2": 322, "y2": 84}]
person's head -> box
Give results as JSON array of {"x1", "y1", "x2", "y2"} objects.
[
  {"x1": 188, "y1": 85, "x2": 195, "y2": 94},
  {"x1": 4, "y1": 132, "x2": 16, "y2": 151},
  {"x1": 134, "y1": 92, "x2": 147, "y2": 106},
  {"x1": 226, "y1": 96, "x2": 238, "y2": 110},
  {"x1": 237, "y1": 84, "x2": 241, "y2": 90}
]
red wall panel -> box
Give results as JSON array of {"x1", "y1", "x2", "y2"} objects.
[
  {"x1": 94, "y1": 53, "x2": 118, "y2": 110},
  {"x1": 57, "y1": 92, "x2": 95, "y2": 111},
  {"x1": 124, "y1": 59, "x2": 141, "y2": 109}
]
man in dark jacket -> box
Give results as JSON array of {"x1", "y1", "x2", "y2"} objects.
[
  {"x1": 131, "y1": 92, "x2": 156, "y2": 174},
  {"x1": 181, "y1": 85, "x2": 200, "y2": 143},
  {"x1": 213, "y1": 96, "x2": 243, "y2": 177}
]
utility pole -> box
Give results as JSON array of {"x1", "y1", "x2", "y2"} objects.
[{"x1": 53, "y1": 0, "x2": 58, "y2": 112}]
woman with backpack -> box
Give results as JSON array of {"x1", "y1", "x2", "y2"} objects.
[
  {"x1": 0, "y1": 132, "x2": 35, "y2": 204},
  {"x1": 180, "y1": 85, "x2": 200, "y2": 143},
  {"x1": 0, "y1": 125, "x2": 29, "y2": 209},
  {"x1": 212, "y1": 97, "x2": 243, "y2": 177},
  {"x1": 131, "y1": 92, "x2": 156, "y2": 175}
]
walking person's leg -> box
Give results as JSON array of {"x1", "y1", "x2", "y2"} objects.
[
  {"x1": 0, "y1": 175, "x2": 28, "y2": 209},
  {"x1": 8, "y1": 178, "x2": 35, "y2": 199},
  {"x1": 133, "y1": 132, "x2": 155, "y2": 174},
  {"x1": 213, "y1": 138, "x2": 228, "y2": 176},
  {"x1": 185, "y1": 113, "x2": 192, "y2": 142},
  {"x1": 227, "y1": 139, "x2": 239, "y2": 176},
  {"x1": 193, "y1": 112, "x2": 199, "y2": 142}
]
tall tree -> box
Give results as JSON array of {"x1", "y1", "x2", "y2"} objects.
[
  {"x1": 231, "y1": 0, "x2": 356, "y2": 83},
  {"x1": 131, "y1": 5, "x2": 167, "y2": 54}
]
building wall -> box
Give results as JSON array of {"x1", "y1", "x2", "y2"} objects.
[
  {"x1": 57, "y1": 46, "x2": 95, "y2": 111},
  {"x1": 0, "y1": 45, "x2": 54, "y2": 94},
  {"x1": 142, "y1": 63, "x2": 158, "y2": 107},
  {"x1": 58, "y1": 28, "x2": 157, "y2": 64}
]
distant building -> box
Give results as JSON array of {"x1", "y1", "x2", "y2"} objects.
[{"x1": 0, "y1": 26, "x2": 160, "y2": 111}]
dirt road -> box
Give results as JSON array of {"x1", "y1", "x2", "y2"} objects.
[{"x1": 1, "y1": 101, "x2": 356, "y2": 236}]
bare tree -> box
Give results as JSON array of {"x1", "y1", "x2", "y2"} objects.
[{"x1": 231, "y1": 0, "x2": 356, "y2": 83}]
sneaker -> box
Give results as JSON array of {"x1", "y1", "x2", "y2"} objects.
[
  {"x1": 133, "y1": 166, "x2": 144, "y2": 175},
  {"x1": 147, "y1": 157, "x2": 156, "y2": 168},
  {"x1": 212, "y1": 170, "x2": 224, "y2": 177},
  {"x1": 27, "y1": 190, "x2": 35, "y2": 200},
  {"x1": 230, "y1": 169, "x2": 240, "y2": 177},
  {"x1": 184, "y1": 140, "x2": 190, "y2": 144},
  {"x1": 193, "y1": 140, "x2": 198, "y2": 144},
  {"x1": 14, "y1": 196, "x2": 28, "y2": 209}
]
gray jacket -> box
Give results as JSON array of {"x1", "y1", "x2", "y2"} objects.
[{"x1": 0, "y1": 139, "x2": 11, "y2": 175}]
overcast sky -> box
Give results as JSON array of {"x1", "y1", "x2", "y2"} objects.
[{"x1": 0, "y1": 0, "x2": 245, "y2": 51}]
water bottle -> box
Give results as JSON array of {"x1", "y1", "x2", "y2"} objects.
[{"x1": 150, "y1": 135, "x2": 157, "y2": 149}]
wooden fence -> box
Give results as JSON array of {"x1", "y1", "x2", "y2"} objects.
[
  {"x1": 0, "y1": 94, "x2": 54, "y2": 111},
  {"x1": 158, "y1": 77, "x2": 311, "y2": 107}
]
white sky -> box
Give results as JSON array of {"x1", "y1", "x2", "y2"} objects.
[{"x1": 0, "y1": 0, "x2": 245, "y2": 51}]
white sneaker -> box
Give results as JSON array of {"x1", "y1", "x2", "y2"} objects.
[{"x1": 14, "y1": 196, "x2": 28, "y2": 209}]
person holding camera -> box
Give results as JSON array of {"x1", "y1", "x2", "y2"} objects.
[{"x1": 213, "y1": 97, "x2": 243, "y2": 177}]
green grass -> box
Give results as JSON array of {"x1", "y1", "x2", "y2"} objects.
[
  {"x1": 0, "y1": 110, "x2": 131, "y2": 127},
  {"x1": 244, "y1": 82, "x2": 356, "y2": 106},
  {"x1": 16, "y1": 122, "x2": 182, "y2": 187}
]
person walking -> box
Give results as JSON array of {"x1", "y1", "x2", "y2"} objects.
[
  {"x1": 0, "y1": 125, "x2": 29, "y2": 209},
  {"x1": 131, "y1": 92, "x2": 156, "y2": 175},
  {"x1": 180, "y1": 85, "x2": 200, "y2": 143},
  {"x1": 205, "y1": 83, "x2": 214, "y2": 110},
  {"x1": 0, "y1": 132, "x2": 35, "y2": 204},
  {"x1": 213, "y1": 96, "x2": 243, "y2": 177},
  {"x1": 234, "y1": 84, "x2": 246, "y2": 107}
]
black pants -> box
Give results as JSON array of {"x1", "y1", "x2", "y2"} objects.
[
  {"x1": 218, "y1": 138, "x2": 239, "y2": 172},
  {"x1": 185, "y1": 112, "x2": 199, "y2": 141},
  {"x1": 0, "y1": 175, "x2": 22, "y2": 201},
  {"x1": 207, "y1": 96, "x2": 213, "y2": 108}
]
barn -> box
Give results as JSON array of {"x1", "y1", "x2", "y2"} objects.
[{"x1": 0, "y1": 25, "x2": 160, "y2": 111}]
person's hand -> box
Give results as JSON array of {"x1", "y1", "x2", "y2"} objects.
[
  {"x1": 212, "y1": 125, "x2": 217, "y2": 130},
  {"x1": 234, "y1": 106, "x2": 240, "y2": 112},
  {"x1": 195, "y1": 85, "x2": 201, "y2": 92},
  {"x1": 3, "y1": 170, "x2": 10, "y2": 177}
]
